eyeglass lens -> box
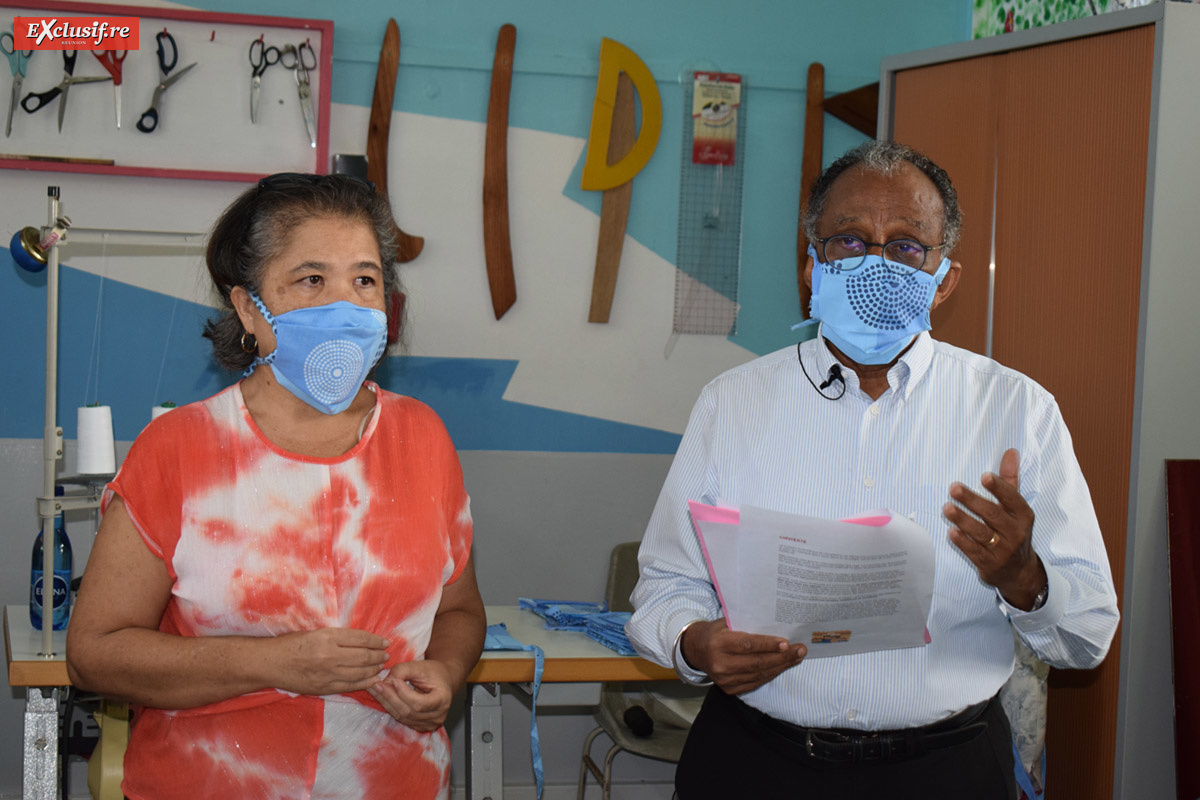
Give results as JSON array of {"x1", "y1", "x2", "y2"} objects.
[{"x1": 823, "y1": 235, "x2": 928, "y2": 271}]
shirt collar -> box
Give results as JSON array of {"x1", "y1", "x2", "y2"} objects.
[
  {"x1": 895, "y1": 331, "x2": 934, "y2": 399},
  {"x1": 812, "y1": 325, "x2": 934, "y2": 400}
]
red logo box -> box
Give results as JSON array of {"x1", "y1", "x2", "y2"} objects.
[{"x1": 14, "y1": 16, "x2": 140, "y2": 50}]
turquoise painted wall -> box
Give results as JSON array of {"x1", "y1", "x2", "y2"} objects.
[
  {"x1": 1, "y1": 0, "x2": 972, "y2": 450},
  {"x1": 188, "y1": 0, "x2": 971, "y2": 358}
]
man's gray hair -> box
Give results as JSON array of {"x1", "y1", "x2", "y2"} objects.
[{"x1": 802, "y1": 140, "x2": 963, "y2": 254}]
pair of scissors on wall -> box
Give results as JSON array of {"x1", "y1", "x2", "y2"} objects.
[
  {"x1": 92, "y1": 50, "x2": 127, "y2": 129},
  {"x1": 1, "y1": 25, "x2": 32, "y2": 137},
  {"x1": 21, "y1": 50, "x2": 110, "y2": 132},
  {"x1": 137, "y1": 29, "x2": 196, "y2": 133},
  {"x1": 291, "y1": 40, "x2": 317, "y2": 148},
  {"x1": 248, "y1": 35, "x2": 285, "y2": 124}
]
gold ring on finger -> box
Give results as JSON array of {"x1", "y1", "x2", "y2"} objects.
[{"x1": 987, "y1": 533, "x2": 998, "y2": 547}]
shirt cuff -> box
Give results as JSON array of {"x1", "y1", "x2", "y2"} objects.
[
  {"x1": 671, "y1": 619, "x2": 714, "y2": 685},
  {"x1": 1001, "y1": 561, "x2": 1069, "y2": 631}
]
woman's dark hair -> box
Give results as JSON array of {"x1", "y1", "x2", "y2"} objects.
[
  {"x1": 803, "y1": 140, "x2": 963, "y2": 254},
  {"x1": 202, "y1": 173, "x2": 401, "y2": 372}
]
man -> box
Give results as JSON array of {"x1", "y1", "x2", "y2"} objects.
[{"x1": 625, "y1": 141, "x2": 1119, "y2": 799}]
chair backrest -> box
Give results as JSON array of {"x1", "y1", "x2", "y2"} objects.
[{"x1": 606, "y1": 541, "x2": 642, "y2": 613}]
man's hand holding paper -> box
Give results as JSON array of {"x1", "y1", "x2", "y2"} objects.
[
  {"x1": 690, "y1": 502, "x2": 936, "y2": 661},
  {"x1": 679, "y1": 620, "x2": 805, "y2": 696}
]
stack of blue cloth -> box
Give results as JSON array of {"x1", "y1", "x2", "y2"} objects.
[
  {"x1": 582, "y1": 611, "x2": 637, "y2": 656},
  {"x1": 518, "y1": 598, "x2": 638, "y2": 656}
]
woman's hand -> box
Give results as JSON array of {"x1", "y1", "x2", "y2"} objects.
[
  {"x1": 269, "y1": 628, "x2": 391, "y2": 696},
  {"x1": 366, "y1": 553, "x2": 485, "y2": 731},
  {"x1": 367, "y1": 660, "x2": 455, "y2": 731}
]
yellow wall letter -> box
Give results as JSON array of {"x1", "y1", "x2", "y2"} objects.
[{"x1": 580, "y1": 38, "x2": 662, "y2": 191}]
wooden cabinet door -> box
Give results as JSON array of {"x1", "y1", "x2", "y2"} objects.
[
  {"x1": 893, "y1": 53, "x2": 1002, "y2": 357},
  {"x1": 993, "y1": 29, "x2": 1151, "y2": 800},
  {"x1": 892, "y1": 24, "x2": 1155, "y2": 800}
]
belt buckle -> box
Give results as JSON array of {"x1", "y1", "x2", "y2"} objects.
[
  {"x1": 809, "y1": 729, "x2": 890, "y2": 763},
  {"x1": 805, "y1": 729, "x2": 853, "y2": 763}
]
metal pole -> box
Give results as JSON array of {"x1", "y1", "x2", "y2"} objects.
[
  {"x1": 40, "y1": 187, "x2": 60, "y2": 660},
  {"x1": 65, "y1": 227, "x2": 205, "y2": 240}
]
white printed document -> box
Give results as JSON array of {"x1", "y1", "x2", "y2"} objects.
[{"x1": 690, "y1": 501, "x2": 935, "y2": 658}]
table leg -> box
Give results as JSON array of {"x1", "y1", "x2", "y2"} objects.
[
  {"x1": 22, "y1": 687, "x2": 59, "y2": 800},
  {"x1": 466, "y1": 682, "x2": 503, "y2": 800}
]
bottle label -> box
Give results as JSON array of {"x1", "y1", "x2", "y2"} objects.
[{"x1": 31, "y1": 570, "x2": 71, "y2": 617}]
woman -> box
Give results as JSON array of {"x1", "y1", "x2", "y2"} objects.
[{"x1": 66, "y1": 173, "x2": 485, "y2": 799}]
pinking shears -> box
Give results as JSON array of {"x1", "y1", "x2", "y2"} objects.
[
  {"x1": 137, "y1": 29, "x2": 196, "y2": 133},
  {"x1": 21, "y1": 50, "x2": 110, "y2": 132},
  {"x1": 1, "y1": 25, "x2": 32, "y2": 137},
  {"x1": 92, "y1": 49, "x2": 127, "y2": 128}
]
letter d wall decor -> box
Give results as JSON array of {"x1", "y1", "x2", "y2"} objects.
[{"x1": 581, "y1": 38, "x2": 662, "y2": 323}]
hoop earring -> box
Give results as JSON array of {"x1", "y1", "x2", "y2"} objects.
[{"x1": 240, "y1": 331, "x2": 258, "y2": 354}]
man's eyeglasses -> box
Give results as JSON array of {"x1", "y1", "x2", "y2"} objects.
[
  {"x1": 256, "y1": 172, "x2": 376, "y2": 193},
  {"x1": 815, "y1": 234, "x2": 945, "y2": 275}
]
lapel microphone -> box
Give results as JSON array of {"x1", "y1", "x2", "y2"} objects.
[
  {"x1": 797, "y1": 343, "x2": 848, "y2": 400},
  {"x1": 819, "y1": 364, "x2": 844, "y2": 390}
]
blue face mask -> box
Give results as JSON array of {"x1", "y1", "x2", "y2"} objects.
[
  {"x1": 247, "y1": 293, "x2": 388, "y2": 415},
  {"x1": 807, "y1": 245, "x2": 951, "y2": 365}
]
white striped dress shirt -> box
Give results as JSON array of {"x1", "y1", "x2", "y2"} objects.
[{"x1": 626, "y1": 330, "x2": 1119, "y2": 730}]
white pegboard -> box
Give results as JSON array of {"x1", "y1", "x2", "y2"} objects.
[{"x1": 1, "y1": 1, "x2": 330, "y2": 178}]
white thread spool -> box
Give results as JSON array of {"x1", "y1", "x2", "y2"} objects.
[{"x1": 77, "y1": 405, "x2": 116, "y2": 474}]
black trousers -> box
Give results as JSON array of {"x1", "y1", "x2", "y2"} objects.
[{"x1": 676, "y1": 688, "x2": 1017, "y2": 800}]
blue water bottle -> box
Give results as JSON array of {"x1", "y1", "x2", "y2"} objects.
[{"x1": 30, "y1": 486, "x2": 73, "y2": 631}]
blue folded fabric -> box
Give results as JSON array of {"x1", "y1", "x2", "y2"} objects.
[
  {"x1": 518, "y1": 597, "x2": 607, "y2": 630},
  {"x1": 483, "y1": 622, "x2": 529, "y2": 651},
  {"x1": 584, "y1": 612, "x2": 637, "y2": 656},
  {"x1": 518, "y1": 598, "x2": 638, "y2": 656}
]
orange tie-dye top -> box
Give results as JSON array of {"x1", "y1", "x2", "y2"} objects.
[{"x1": 104, "y1": 381, "x2": 473, "y2": 800}]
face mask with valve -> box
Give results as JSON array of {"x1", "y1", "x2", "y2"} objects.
[{"x1": 246, "y1": 293, "x2": 388, "y2": 415}]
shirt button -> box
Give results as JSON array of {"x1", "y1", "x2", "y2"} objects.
[
  {"x1": 864, "y1": 476, "x2": 875, "y2": 489},
  {"x1": 869, "y1": 404, "x2": 880, "y2": 416},
  {"x1": 846, "y1": 709, "x2": 858, "y2": 722}
]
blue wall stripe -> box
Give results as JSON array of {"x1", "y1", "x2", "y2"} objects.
[
  {"x1": 2, "y1": 247, "x2": 681, "y2": 454},
  {"x1": 375, "y1": 356, "x2": 681, "y2": 453}
]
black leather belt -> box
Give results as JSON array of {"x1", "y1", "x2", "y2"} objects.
[{"x1": 733, "y1": 693, "x2": 994, "y2": 765}]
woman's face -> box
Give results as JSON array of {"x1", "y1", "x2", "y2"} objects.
[{"x1": 233, "y1": 214, "x2": 385, "y2": 357}]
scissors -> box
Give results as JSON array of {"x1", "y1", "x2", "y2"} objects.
[
  {"x1": 92, "y1": 50, "x2": 127, "y2": 129},
  {"x1": 289, "y1": 40, "x2": 317, "y2": 148},
  {"x1": 1, "y1": 26, "x2": 32, "y2": 137},
  {"x1": 137, "y1": 30, "x2": 196, "y2": 133},
  {"x1": 20, "y1": 50, "x2": 110, "y2": 132},
  {"x1": 248, "y1": 35, "x2": 285, "y2": 123}
]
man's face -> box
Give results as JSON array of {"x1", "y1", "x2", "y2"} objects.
[
  {"x1": 805, "y1": 162, "x2": 961, "y2": 308},
  {"x1": 816, "y1": 163, "x2": 945, "y2": 273}
]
